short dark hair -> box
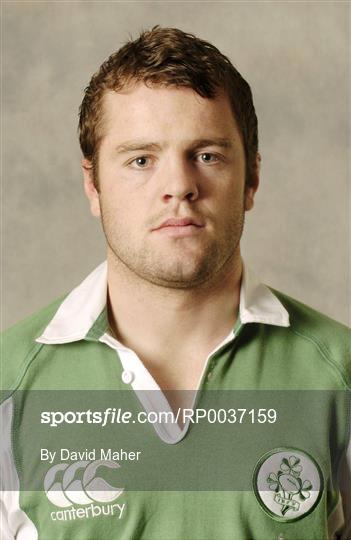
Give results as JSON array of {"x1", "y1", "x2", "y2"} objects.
[{"x1": 78, "y1": 26, "x2": 258, "y2": 186}]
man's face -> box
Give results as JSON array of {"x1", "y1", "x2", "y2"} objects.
[{"x1": 84, "y1": 83, "x2": 259, "y2": 288}]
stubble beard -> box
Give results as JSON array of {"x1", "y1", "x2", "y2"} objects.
[{"x1": 100, "y1": 207, "x2": 245, "y2": 291}]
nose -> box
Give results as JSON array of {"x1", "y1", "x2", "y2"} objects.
[{"x1": 161, "y1": 157, "x2": 199, "y2": 203}]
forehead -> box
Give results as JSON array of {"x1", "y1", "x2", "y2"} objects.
[{"x1": 100, "y1": 83, "x2": 241, "y2": 144}]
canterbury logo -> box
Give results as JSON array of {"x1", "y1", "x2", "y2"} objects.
[{"x1": 44, "y1": 459, "x2": 123, "y2": 508}]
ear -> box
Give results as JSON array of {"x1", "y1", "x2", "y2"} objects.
[
  {"x1": 82, "y1": 158, "x2": 101, "y2": 218},
  {"x1": 244, "y1": 152, "x2": 261, "y2": 211}
]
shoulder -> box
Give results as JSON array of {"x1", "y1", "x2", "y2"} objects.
[
  {"x1": 1, "y1": 295, "x2": 67, "y2": 399},
  {"x1": 270, "y1": 287, "x2": 351, "y2": 388}
]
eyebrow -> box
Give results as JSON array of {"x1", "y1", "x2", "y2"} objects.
[{"x1": 114, "y1": 138, "x2": 234, "y2": 154}]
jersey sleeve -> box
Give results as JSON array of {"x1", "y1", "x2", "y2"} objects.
[{"x1": 0, "y1": 397, "x2": 38, "y2": 540}]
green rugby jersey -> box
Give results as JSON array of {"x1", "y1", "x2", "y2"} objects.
[{"x1": 1, "y1": 262, "x2": 350, "y2": 540}]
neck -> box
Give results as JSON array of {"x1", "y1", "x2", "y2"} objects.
[{"x1": 106, "y1": 249, "x2": 243, "y2": 358}]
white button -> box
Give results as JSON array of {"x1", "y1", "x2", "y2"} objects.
[{"x1": 122, "y1": 370, "x2": 134, "y2": 384}]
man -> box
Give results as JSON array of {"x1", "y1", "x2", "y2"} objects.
[{"x1": 1, "y1": 26, "x2": 350, "y2": 540}]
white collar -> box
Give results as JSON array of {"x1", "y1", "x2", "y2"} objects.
[{"x1": 36, "y1": 260, "x2": 289, "y2": 345}]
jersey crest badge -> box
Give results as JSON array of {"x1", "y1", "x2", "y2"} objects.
[{"x1": 253, "y1": 448, "x2": 323, "y2": 522}]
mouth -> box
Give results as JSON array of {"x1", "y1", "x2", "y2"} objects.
[{"x1": 152, "y1": 217, "x2": 205, "y2": 238}]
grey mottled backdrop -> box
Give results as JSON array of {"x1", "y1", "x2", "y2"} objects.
[{"x1": 2, "y1": 1, "x2": 350, "y2": 329}]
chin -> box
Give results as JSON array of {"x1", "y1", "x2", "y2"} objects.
[
  {"x1": 144, "y1": 262, "x2": 215, "y2": 289},
  {"x1": 111, "y1": 247, "x2": 220, "y2": 288}
]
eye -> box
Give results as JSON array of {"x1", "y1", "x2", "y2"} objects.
[
  {"x1": 130, "y1": 156, "x2": 151, "y2": 168},
  {"x1": 197, "y1": 152, "x2": 219, "y2": 164}
]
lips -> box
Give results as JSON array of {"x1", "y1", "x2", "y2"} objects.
[{"x1": 155, "y1": 217, "x2": 203, "y2": 230}]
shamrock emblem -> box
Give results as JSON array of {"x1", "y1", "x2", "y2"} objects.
[
  {"x1": 280, "y1": 456, "x2": 302, "y2": 477},
  {"x1": 267, "y1": 455, "x2": 312, "y2": 515}
]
